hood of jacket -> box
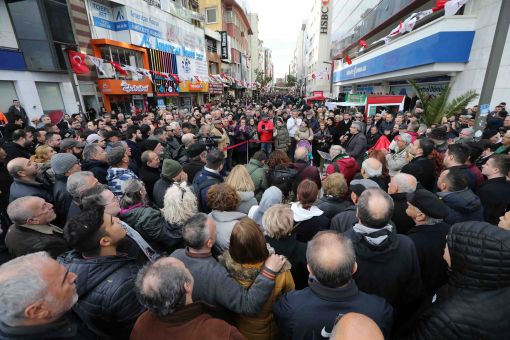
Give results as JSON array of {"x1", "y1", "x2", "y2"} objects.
[
  {"x1": 248, "y1": 158, "x2": 263, "y2": 168},
  {"x1": 334, "y1": 155, "x2": 358, "y2": 170},
  {"x1": 291, "y1": 202, "x2": 324, "y2": 222},
  {"x1": 237, "y1": 190, "x2": 255, "y2": 203},
  {"x1": 218, "y1": 250, "x2": 291, "y2": 284},
  {"x1": 209, "y1": 210, "x2": 247, "y2": 223},
  {"x1": 106, "y1": 167, "x2": 133, "y2": 182},
  {"x1": 346, "y1": 227, "x2": 400, "y2": 259},
  {"x1": 81, "y1": 159, "x2": 108, "y2": 171},
  {"x1": 253, "y1": 186, "x2": 283, "y2": 225},
  {"x1": 438, "y1": 188, "x2": 482, "y2": 213},
  {"x1": 58, "y1": 250, "x2": 136, "y2": 297},
  {"x1": 448, "y1": 221, "x2": 510, "y2": 290}
]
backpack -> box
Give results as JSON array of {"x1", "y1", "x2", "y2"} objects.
[
  {"x1": 269, "y1": 166, "x2": 299, "y2": 196},
  {"x1": 192, "y1": 173, "x2": 221, "y2": 212}
]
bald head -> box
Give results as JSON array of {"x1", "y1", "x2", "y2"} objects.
[
  {"x1": 361, "y1": 158, "x2": 382, "y2": 178},
  {"x1": 306, "y1": 231, "x2": 356, "y2": 288},
  {"x1": 7, "y1": 157, "x2": 37, "y2": 179},
  {"x1": 294, "y1": 147, "x2": 309, "y2": 161},
  {"x1": 357, "y1": 188, "x2": 394, "y2": 228},
  {"x1": 331, "y1": 313, "x2": 384, "y2": 340}
]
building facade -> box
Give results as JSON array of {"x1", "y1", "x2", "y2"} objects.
[
  {"x1": 330, "y1": 0, "x2": 509, "y2": 110},
  {"x1": 0, "y1": 0, "x2": 80, "y2": 121}
]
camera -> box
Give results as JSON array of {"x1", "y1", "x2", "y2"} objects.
[{"x1": 195, "y1": 134, "x2": 221, "y2": 149}]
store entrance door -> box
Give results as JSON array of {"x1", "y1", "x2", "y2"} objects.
[{"x1": 109, "y1": 95, "x2": 132, "y2": 115}]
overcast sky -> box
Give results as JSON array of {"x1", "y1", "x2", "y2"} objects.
[{"x1": 245, "y1": 0, "x2": 310, "y2": 79}]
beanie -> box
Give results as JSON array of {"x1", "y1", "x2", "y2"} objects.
[
  {"x1": 161, "y1": 159, "x2": 182, "y2": 179},
  {"x1": 51, "y1": 153, "x2": 79, "y2": 175}
]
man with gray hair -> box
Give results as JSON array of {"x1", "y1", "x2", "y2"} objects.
[
  {"x1": 131, "y1": 256, "x2": 243, "y2": 339},
  {"x1": 106, "y1": 145, "x2": 139, "y2": 196},
  {"x1": 273, "y1": 231, "x2": 393, "y2": 339},
  {"x1": 5, "y1": 196, "x2": 69, "y2": 258},
  {"x1": 457, "y1": 127, "x2": 475, "y2": 143},
  {"x1": 0, "y1": 252, "x2": 89, "y2": 338},
  {"x1": 386, "y1": 132, "x2": 412, "y2": 176},
  {"x1": 360, "y1": 158, "x2": 387, "y2": 191},
  {"x1": 343, "y1": 121, "x2": 367, "y2": 167},
  {"x1": 66, "y1": 171, "x2": 98, "y2": 220},
  {"x1": 171, "y1": 213, "x2": 286, "y2": 319},
  {"x1": 344, "y1": 187, "x2": 423, "y2": 322},
  {"x1": 326, "y1": 145, "x2": 359, "y2": 183},
  {"x1": 81, "y1": 143, "x2": 108, "y2": 184},
  {"x1": 388, "y1": 173, "x2": 418, "y2": 234}
]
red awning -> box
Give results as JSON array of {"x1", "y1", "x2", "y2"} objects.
[{"x1": 306, "y1": 94, "x2": 326, "y2": 101}]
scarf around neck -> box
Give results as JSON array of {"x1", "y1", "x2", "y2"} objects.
[{"x1": 353, "y1": 223, "x2": 393, "y2": 246}]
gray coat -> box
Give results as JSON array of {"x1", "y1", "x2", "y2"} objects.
[
  {"x1": 236, "y1": 191, "x2": 258, "y2": 215},
  {"x1": 9, "y1": 178, "x2": 53, "y2": 203},
  {"x1": 209, "y1": 210, "x2": 247, "y2": 254},
  {"x1": 171, "y1": 248, "x2": 275, "y2": 316},
  {"x1": 345, "y1": 133, "x2": 367, "y2": 167}
]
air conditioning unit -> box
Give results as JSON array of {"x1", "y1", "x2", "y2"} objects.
[{"x1": 97, "y1": 63, "x2": 115, "y2": 79}]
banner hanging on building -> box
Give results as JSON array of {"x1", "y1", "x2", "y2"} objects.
[{"x1": 220, "y1": 31, "x2": 229, "y2": 60}]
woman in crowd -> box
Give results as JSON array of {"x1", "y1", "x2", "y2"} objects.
[
  {"x1": 219, "y1": 217, "x2": 294, "y2": 340},
  {"x1": 234, "y1": 117, "x2": 251, "y2": 164},
  {"x1": 267, "y1": 150, "x2": 297, "y2": 200},
  {"x1": 225, "y1": 165, "x2": 258, "y2": 214},
  {"x1": 294, "y1": 120, "x2": 314, "y2": 158},
  {"x1": 162, "y1": 181, "x2": 197, "y2": 235},
  {"x1": 206, "y1": 183, "x2": 247, "y2": 254},
  {"x1": 248, "y1": 117, "x2": 259, "y2": 159},
  {"x1": 291, "y1": 179, "x2": 329, "y2": 242},
  {"x1": 315, "y1": 173, "x2": 351, "y2": 219},
  {"x1": 313, "y1": 120, "x2": 332, "y2": 167},
  {"x1": 119, "y1": 179, "x2": 182, "y2": 253},
  {"x1": 30, "y1": 145, "x2": 56, "y2": 165},
  {"x1": 263, "y1": 204, "x2": 308, "y2": 289},
  {"x1": 273, "y1": 117, "x2": 290, "y2": 154},
  {"x1": 249, "y1": 186, "x2": 283, "y2": 227}
]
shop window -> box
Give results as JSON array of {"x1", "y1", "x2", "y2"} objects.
[
  {"x1": 43, "y1": 0, "x2": 74, "y2": 44},
  {"x1": 0, "y1": 81, "x2": 18, "y2": 114},
  {"x1": 206, "y1": 7, "x2": 217, "y2": 23},
  {"x1": 19, "y1": 39, "x2": 56, "y2": 70},
  {"x1": 36, "y1": 82, "x2": 65, "y2": 114}
]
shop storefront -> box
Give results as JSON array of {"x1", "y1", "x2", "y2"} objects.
[
  {"x1": 178, "y1": 80, "x2": 209, "y2": 109},
  {"x1": 147, "y1": 48, "x2": 179, "y2": 109},
  {"x1": 97, "y1": 79, "x2": 152, "y2": 114}
]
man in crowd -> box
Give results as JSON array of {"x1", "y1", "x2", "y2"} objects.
[
  {"x1": 401, "y1": 138, "x2": 436, "y2": 192},
  {"x1": 59, "y1": 138, "x2": 85, "y2": 159},
  {"x1": 81, "y1": 143, "x2": 109, "y2": 184},
  {"x1": 51, "y1": 153, "x2": 81, "y2": 227},
  {"x1": 387, "y1": 173, "x2": 417, "y2": 235},
  {"x1": 443, "y1": 143, "x2": 477, "y2": 191},
  {"x1": 131, "y1": 256, "x2": 244, "y2": 339},
  {"x1": 46, "y1": 132, "x2": 62, "y2": 152},
  {"x1": 182, "y1": 143, "x2": 207, "y2": 182},
  {"x1": 171, "y1": 213, "x2": 286, "y2": 319},
  {"x1": 344, "y1": 121, "x2": 367, "y2": 167},
  {"x1": 106, "y1": 146, "x2": 139, "y2": 197},
  {"x1": 0, "y1": 252, "x2": 92, "y2": 338},
  {"x1": 286, "y1": 110, "x2": 302, "y2": 156},
  {"x1": 59, "y1": 205, "x2": 145, "y2": 338},
  {"x1": 66, "y1": 171, "x2": 99, "y2": 220},
  {"x1": 273, "y1": 231, "x2": 393, "y2": 339},
  {"x1": 478, "y1": 154, "x2": 510, "y2": 224},
  {"x1": 7, "y1": 157, "x2": 53, "y2": 203},
  {"x1": 6, "y1": 99, "x2": 28, "y2": 126},
  {"x1": 3, "y1": 129, "x2": 33, "y2": 164},
  {"x1": 293, "y1": 147, "x2": 321, "y2": 193},
  {"x1": 360, "y1": 158, "x2": 387, "y2": 191},
  {"x1": 153, "y1": 159, "x2": 187, "y2": 209},
  {"x1": 258, "y1": 114, "x2": 274, "y2": 155},
  {"x1": 192, "y1": 149, "x2": 225, "y2": 213},
  {"x1": 5, "y1": 196, "x2": 68, "y2": 258},
  {"x1": 139, "y1": 150, "x2": 161, "y2": 201}
]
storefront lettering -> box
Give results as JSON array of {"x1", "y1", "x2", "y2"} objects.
[
  {"x1": 121, "y1": 81, "x2": 149, "y2": 93},
  {"x1": 320, "y1": 1, "x2": 329, "y2": 34},
  {"x1": 346, "y1": 65, "x2": 367, "y2": 77}
]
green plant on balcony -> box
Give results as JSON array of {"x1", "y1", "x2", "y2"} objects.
[{"x1": 408, "y1": 80, "x2": 479, "y2": 125}]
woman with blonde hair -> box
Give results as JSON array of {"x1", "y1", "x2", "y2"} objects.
[
  {"x1": 219, "y1": 217, "x2": 294, "y2": 339},
  {"x1": 225, "y1": 164, "x2": 258, "y2": 214},
  {"x1": 30, "y1": 145, "x2": 56, "y2": 164},
  {"x1": 162, "y1": 181, "x2": 197, "y2": 227},
  {"x1": 263, "y1": 204, "x2": 308, "y2": 289},
  {"x1": 315, "y1": 173, "x2": 351, "y2": 219}
]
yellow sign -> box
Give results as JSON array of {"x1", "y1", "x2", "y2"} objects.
[{"x1": 179, "y1": 80, "x2": 209, "y2": 92}]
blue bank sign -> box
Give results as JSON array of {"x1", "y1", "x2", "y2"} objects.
[{"x1": 333, "y1": 31, "x2": 475, "y2": 83}]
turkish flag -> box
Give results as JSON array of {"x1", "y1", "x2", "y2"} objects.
[
  {"x1": 432, "y1": 0, "x2": 447, "y2": 11},
  {"x1": 109, "y1": 61, "x2": 128, "y2": 76},
  {"x1": 359, "y1": 40, "x2": 368, "y2": 48},
  {"x1": 343, "y1": 54, "x2": 353, "y2": 65},
  {"x1": 68, "y1": 50, "x2": 90, "y2": 75}
]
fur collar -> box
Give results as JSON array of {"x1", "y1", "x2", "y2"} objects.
[{"x1": 219, "y1": 251, "x2": 292, "y2": 283}]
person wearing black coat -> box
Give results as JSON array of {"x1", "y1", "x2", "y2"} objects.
[
  {"x1": 408, "y1": 221, "x2": 510, "y2": 339},
  {"x1": 477, "y1": 155, "x2": 510, "y2": 225},
  {"x1": 6, "y1": 100, "x2": 29, "y2": 126},
  {"x1": 344, "y1": 122, "x2": 367, "y2": 167},
  {"x1": 388, "y1": 173, "x2": 419, "y2": 235},
  {"x1": 58, "y1": 207, "x2": 145, "y2": 339},
  {"x1": 82, "y1": 143, "x2": 109, "y2": 184},
  {"x1": 315, "y1": 172, "x2": 352, "y2": 219},
  {"x1": 401, "y1": 138, "x2": 437, "y2": 192},
  {"x1": 3, "y1": 130, "x2": 32, "y2": 165},
  {"x1": 344, "y1": 188, "x2": 423, "y2": 326},
  {"x1": 405, "y1": 189, "x2": 451, "y2": 297}
]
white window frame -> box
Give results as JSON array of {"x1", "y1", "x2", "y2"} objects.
[{"x1": 205, "y1": 7, "x2": 217, "y2": 24}]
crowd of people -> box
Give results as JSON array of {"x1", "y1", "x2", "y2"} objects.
[{"x1": 0, "y1": 96, "x2": 509, "y2": 339}]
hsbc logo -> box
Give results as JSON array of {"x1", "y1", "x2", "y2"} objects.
[{"x1": 321, "y1": 0, "x2": 329, "y2": 5}]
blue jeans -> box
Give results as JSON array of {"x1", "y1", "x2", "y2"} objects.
[{"x1": 261, "y1": 142, "x2": 272, "y2": 155}]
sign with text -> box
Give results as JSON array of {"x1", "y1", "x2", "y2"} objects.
[
  {"x1": 220, "y1": 31, "x2": 229, "y2": 60},
  {"x1": 98, "y1": 79, "x2": 152, "y2": 95}
]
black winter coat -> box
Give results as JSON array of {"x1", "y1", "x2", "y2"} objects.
[
  {"x1": 3, "y1": 142, "x2": 31, "y2": 164},
  {"x1": 5, "y1": 224, "x2": 69, "y2": 259},
  {"x1": 330, "y1": 205, "x2": 357, "y2": 233},
  {"x1": 315, "y1": 196, "x2": 352, "y2": 220},
  {"x1": 401, "y1": 156, "x2": 436, "y2": 192},
  {"x1": 53, "y1": 175, "x2": 72, "y2": 228},
  {"x1": 265, "y1": 235, "x2": 308, "y2": 290},
  {"x1": 183, "y1": 159, "x2": 206, "y2": 183},
  {"x1": 81, "y1": 159, "x2": 108, "y2": 184},
  {"x1": 408, "y1": 222, "x2": 510, "y2": 339},
  {"x1": 438, "y1": 188, "x2": 484, "y2": 225},
  {"x1": 407, "y1": 222, "x2": 450, "y2": 296},
  {"x1": 57, "y1": 251, "x2": 145, "y2": 339},
  {"x1": 292, "y1": 215, "x2": 330, "y2": 243},
  {"x1": 344, "y1": 228, "x2": 423, "y2": 317},
  {"x1": 139, "y1": 165, "x2": 160, "y2": 201},
  {"x1": 476, "y1": 177, "x2": 510, "y2": 225},
  {"x1": 391, "y1": 192, "x2": 416, "y2": 234},
  {"x1": 152, "y1": 177, "x2": 173, "y2": 209}
]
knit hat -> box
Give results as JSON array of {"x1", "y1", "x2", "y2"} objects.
[
  {"x1": 86, "y1": 133, "x2": 101, "y2": 144},
  {"x1": 51, "y1": 153, "x2": 79, "y2": 175},
  {"x1": 161, "y1": 159, "x2": 182, "y2": 179},
  {"x1": 349, "y1": 179, "x2": 379, "y2": 196},
  {"x1": 427, "y1": 126, "x2": 448, "y2": 141},
  {"x1": 407, "y1": 189, "x2": 449, "y2": 219}
]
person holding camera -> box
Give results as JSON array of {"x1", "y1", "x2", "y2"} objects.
[{"x1": 258, "y1": 114, "x2": 274, "y2": 155}]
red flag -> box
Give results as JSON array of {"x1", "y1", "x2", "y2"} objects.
[
  {"x1": 343, "y1": 54, "x2": 352, "y2": 65},
  {"x1": 359, "y1": 40, "x2": 368, "y2": 48},
  {"x1": 194, "y1": 75, "x2": 201, "y2": 83},
  {"x1": 170, "y1": 74, "x2": 181, "y2": 84},
  {"x1": 432, "y1": 0, "x2": 447, "y2": 11},
  {"x1": 311, "y1": 73, "x2": 316, "y2": 80},
  {"x1": 109, "y1": 61, "x2": 127, "y2": 76},
  {"x1": 67, "y1": 50, "x2": 90, "y2": 75}
]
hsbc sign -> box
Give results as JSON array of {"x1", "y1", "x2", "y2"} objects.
[{"x1": 320, "y1": 0, "x2": 329, "y2": 34}]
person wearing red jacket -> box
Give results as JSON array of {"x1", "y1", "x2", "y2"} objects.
[
  {"x1": 325, "y1": 145, "x2": 360, "y2": 184},
  {"x1": 258, "y1": 114, "x2": 274, "y2": 155}
]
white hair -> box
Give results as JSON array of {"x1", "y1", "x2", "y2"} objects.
[
  {"x1": 0, "y1": 252, "x2": 51, "y2": 325},
  {"x1": 329, "y1": 145, "x2": 346, "y2": 159},
  {"x1": 67, "y1": 171, "x2": 95, "y2": 198},
  {"x1": 391, "y1": 173, "x2": 417, "y2": 193},
  {"x1": 169, "y1": 122, "x2": 180, "y2": 130},
  {"x1": 361, "y1": 159, "x2": 382, "y2": 177},
  {"x1": 163, "y1": 182, "x2": 198, "y2": 225}
]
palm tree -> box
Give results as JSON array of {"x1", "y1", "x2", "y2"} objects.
[{"x1": 408, "y1": 80, "x2": 478, "y2": 126}]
